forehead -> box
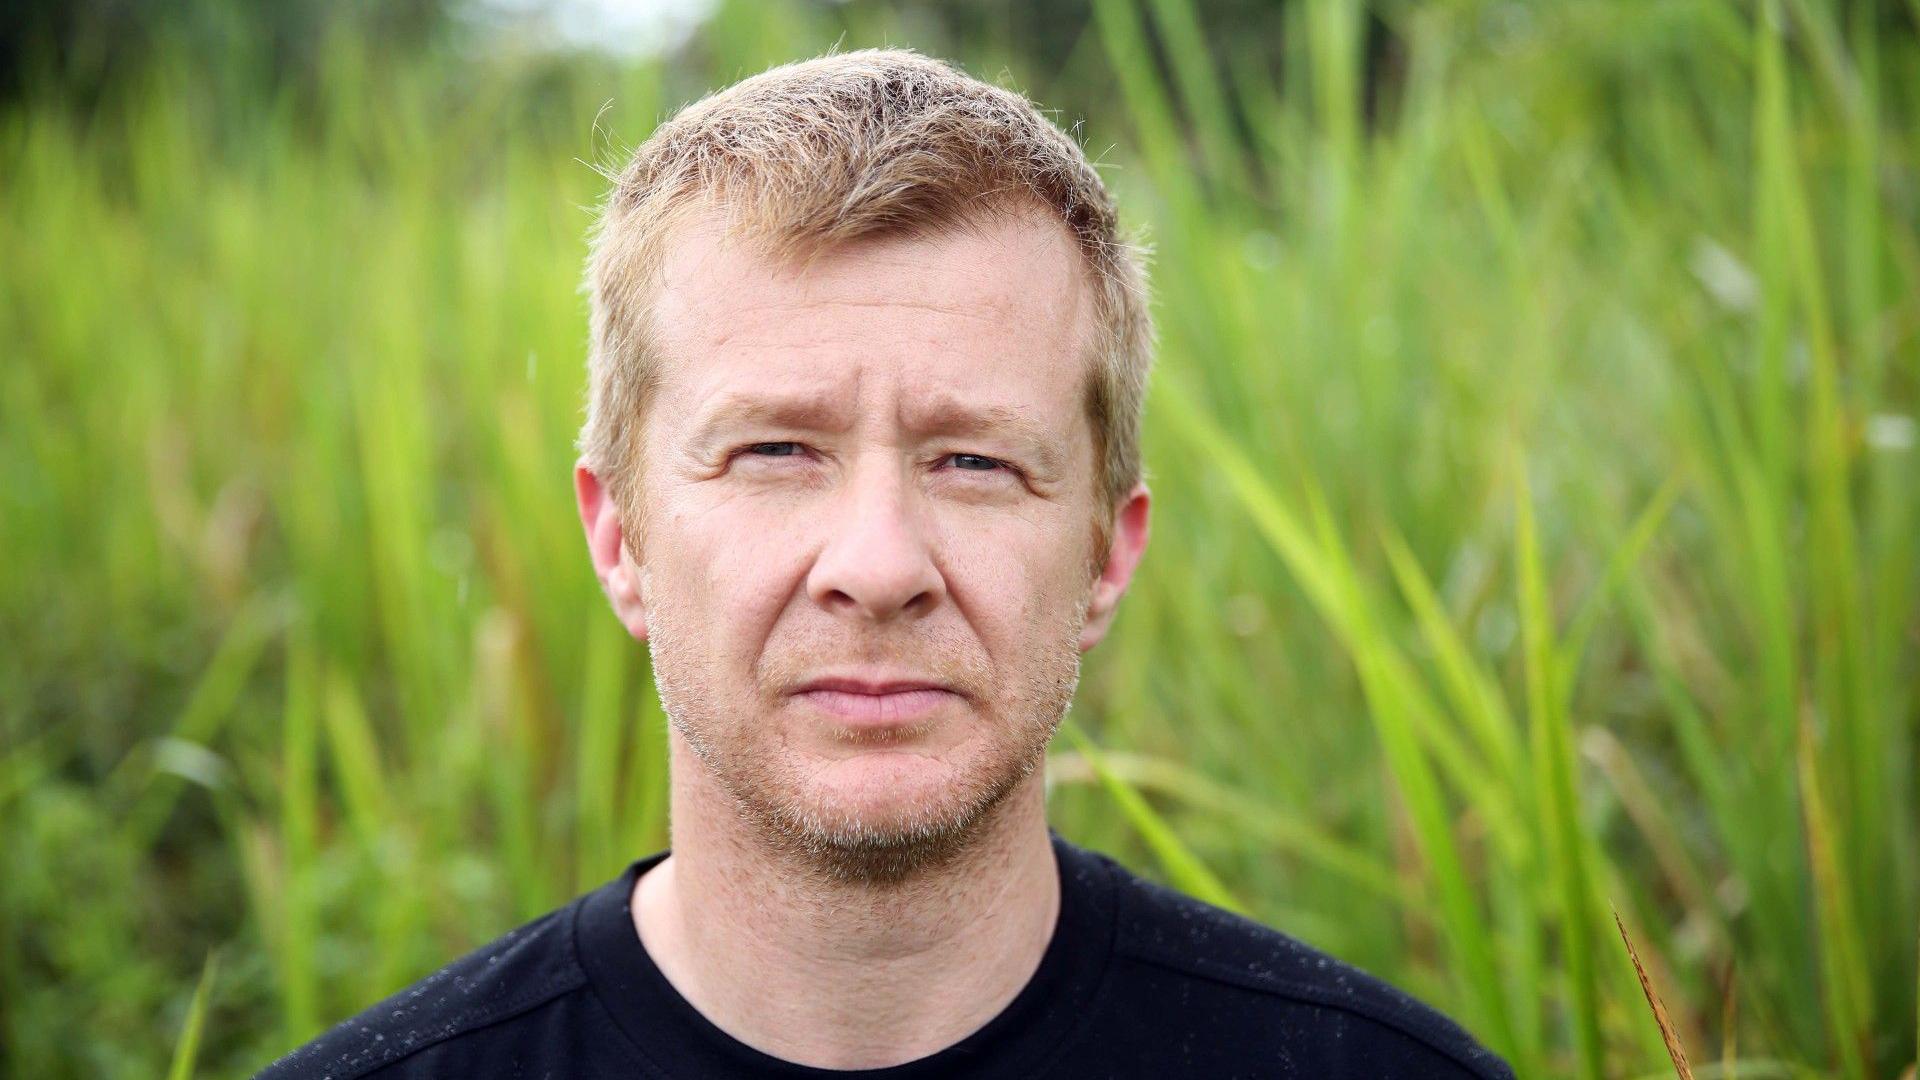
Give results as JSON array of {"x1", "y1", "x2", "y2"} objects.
[{"x1": 645, "y1": 207, "x2": 1098, "y2": 429}]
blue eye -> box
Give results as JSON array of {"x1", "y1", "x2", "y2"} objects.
[
  {"x1": 747, "y1": 442, "x2": 802, "y2": 457},
  {"x1": 950, "y1": 454, "x2": 1003, "y2": 472}
]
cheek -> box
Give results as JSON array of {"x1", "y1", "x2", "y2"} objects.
[
  {"x1": 933, "y1": 510, "x2": 1092, "y2": 642},
  {"x1": 651, "y1": 491, "x2": 815, "y2": 647}
]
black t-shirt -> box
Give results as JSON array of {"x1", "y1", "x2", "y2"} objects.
[{"x1": 257, "y1": 833, "x2": 1514, "y2": 1078}]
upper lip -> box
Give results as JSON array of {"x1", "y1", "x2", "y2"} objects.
[{"x1": 793, "y1": 674, "x2": 961, "y2": 697}]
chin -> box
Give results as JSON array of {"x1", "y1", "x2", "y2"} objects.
[
  {"x1": 746, "y1": 748, "x2": 1033, "y2": 883},
  {"x1": 797, "y1": 751, "x2": 976, "y2": 834}
]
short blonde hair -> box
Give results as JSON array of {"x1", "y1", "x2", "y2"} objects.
[{"x1": 581, "y1": 47, "x2": 1154, "y2": 525}]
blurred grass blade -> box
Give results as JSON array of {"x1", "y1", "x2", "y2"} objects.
[
  {"x1": 1556, "y1": 475, "x2": 1683, "y2": 705},
  {"x1": 576, "y1": 617, "x2": 627, "y2": 890},
  {"x1": 166, "y1": 950, "x2": 221, "y2": 1080},
  {"x1": 1142, "y1": 0, "x2": 1250, "y2": 193},
  {"x1": 1614, "y1": 908, "x2": 1694, "y2": 1080},
  {"x1": 1048, "y1": 748, "x2": 1406, "y2": 905},
  {"x1": 623, "y1": 665, "x2": 671, "y2": 860},
  {"x1": 1381, "y1": 531, "x2": 1523, "y2": 784},
  {"x1": 1159, "y1": 373, "x2": 1525, "y2": 1064},
  {"x1": 1093, "y1": 0, "x2": 1195, "y2": 208},
  {"x1": 1515, "y1": 462, "x2": 1603, "y2": 1080},
  {"x1": 321, "y1": 671, "x2": 394, "y2": 844},
  {"x1": 123, "y1": 602, "x2": 274, "y2": 849},
  {"x1": 1797, "y1": 715, "x2": 1872, "y2": 1080},
  {"x1": 1059, "y1": 720, "x2": 1246, "y2": 915},
  {"x1": 278, "y1": 634, "x2": 321, "y2": 1043}
]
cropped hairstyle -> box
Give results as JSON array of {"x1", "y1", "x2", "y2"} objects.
[{"x1": 581, "y1": 47, "x2": 1154, "y2": 538}]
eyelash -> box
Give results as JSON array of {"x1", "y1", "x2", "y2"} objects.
[{"x1": 738, "y1": 443, "x2": 1014, "y2": 476}]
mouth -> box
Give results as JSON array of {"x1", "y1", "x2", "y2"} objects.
[{"x1": 790, "y1": 675, "x2": 965, "y2": 727}]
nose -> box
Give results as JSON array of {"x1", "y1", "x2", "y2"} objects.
[{"x1": 806, "y1": 458, "x2": 945, "y2": 622}]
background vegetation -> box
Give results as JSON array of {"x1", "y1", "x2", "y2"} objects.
[{"x1": 3, "y1": 0, "x2": 1915, "y2": 1076}]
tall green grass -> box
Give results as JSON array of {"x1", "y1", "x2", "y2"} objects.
[{"x1": 2, "y1": 0, "x2": 1914, "y2": 1075}]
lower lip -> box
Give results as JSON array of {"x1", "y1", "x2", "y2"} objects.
[{"x1": 794, "y1": 688, "x2": 959, "y2": 725}]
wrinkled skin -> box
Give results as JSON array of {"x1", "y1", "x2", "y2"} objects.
[{"x1": 577, "y1": 207, "x2": 1150, "y2": 881}]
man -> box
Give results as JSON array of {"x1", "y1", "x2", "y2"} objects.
[{"x1": 262, "y1": 48, "x2": 1513, "y2": 1079}]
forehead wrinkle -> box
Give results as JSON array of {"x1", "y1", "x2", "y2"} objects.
[
  {"x1": 684, "y1": 385, "x2": 858, "y2": 451},
  {"x1": 900, "y1": 391, "x2": 1068, "y2": 478}
]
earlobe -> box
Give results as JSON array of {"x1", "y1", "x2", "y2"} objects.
[
  {"x1": 1079, "y1": 483, "x2": 1151, "y2": 653},
  {"x1": 574, "y1": 462, "x2": 650, "y2": 641}
]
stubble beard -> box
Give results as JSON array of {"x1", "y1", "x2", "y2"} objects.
[{"x1": 644, "y1": 571, "x2": 1087, "y2": 888}]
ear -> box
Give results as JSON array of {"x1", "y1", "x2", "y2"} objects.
[
  {"x1": 1079, "y1": 483, "x2": 1150, "y2": 653},
  {"x1": 575, "y1": 461, "x2": 649, "y2": 641}
]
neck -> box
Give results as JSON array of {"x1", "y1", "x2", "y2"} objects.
[{"x1": 632, "y1": 732, "x2": 1060, "y2": 1069}]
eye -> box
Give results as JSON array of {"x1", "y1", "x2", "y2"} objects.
[
  {"x1": 726, "y1": 442, "x2": 814, "y2": 474},
  {"x1": 947, "y1": 453, "x2": 1007, "y2": 473},
  {"x1": 743, "y1": 442, "x2": 804, "y2": 458}
]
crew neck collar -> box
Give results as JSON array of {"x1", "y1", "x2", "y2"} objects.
[{"x1": 573, "y1": 830, "x2": 1117, "y2": 1078}]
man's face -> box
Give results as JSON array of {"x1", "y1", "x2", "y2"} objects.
[{"x1": 578, "y1": 207, "x2": 1147, "y2": 880}]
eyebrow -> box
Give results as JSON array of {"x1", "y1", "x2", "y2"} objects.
[
  {"x1": 902, "y1": 393, "x2": 1067, "y2": 479},
  {"x1": 684, "y1": 389, "x2": 854, "y2": 458}
]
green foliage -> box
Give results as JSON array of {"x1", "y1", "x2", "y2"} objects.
[{"x1": 2, "y1": 1, "x2": 1915, "y2": 1076}]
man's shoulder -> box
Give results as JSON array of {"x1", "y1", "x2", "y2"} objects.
[
  {"x1": 253, "y1": 893, "x2": 592, "y2": 1080},
  {"x1": 1074, "y1": 843, "x2": 1515, "y2": 1080}
]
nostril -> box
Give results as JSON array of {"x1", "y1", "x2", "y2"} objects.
[{"x1": 804, "y1": 485, "x2": 945, "y2": 619}]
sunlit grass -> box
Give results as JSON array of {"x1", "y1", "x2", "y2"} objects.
[{"x1": 1, "y1": 0, "x2": 1914, "y2": 1075}]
